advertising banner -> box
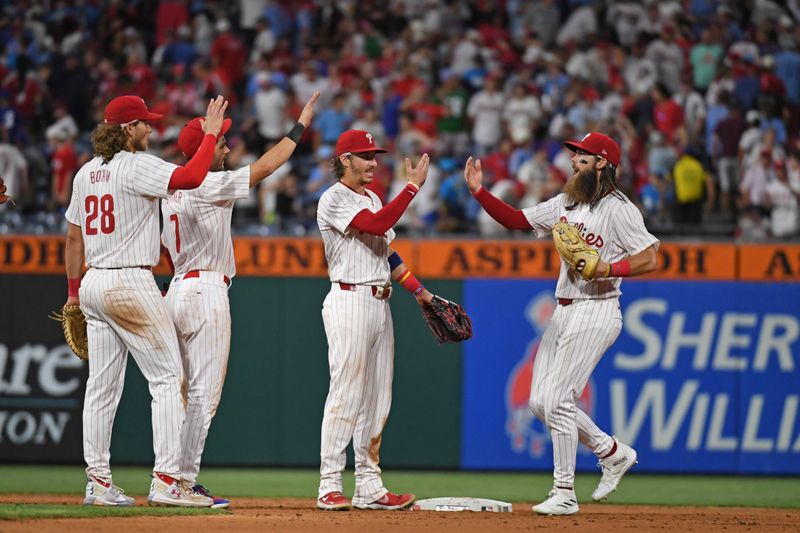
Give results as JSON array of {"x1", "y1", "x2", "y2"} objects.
[
  {"x1": 5, "y1": 235, "x2": 795, "y2": 281},
  {"x1": 0, "y1": 275, "x2": 87, "y2": 462},
  {"x1": 462, "y1": 280, "x2": 800, "y2": 474}
]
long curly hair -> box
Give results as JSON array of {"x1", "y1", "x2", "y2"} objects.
[
  {"x1": 330, "y1": 155, "x2": 347, "y2": 179},
  {"x1": 91, "y1": 124, "x2": 129, "y2": 163}
]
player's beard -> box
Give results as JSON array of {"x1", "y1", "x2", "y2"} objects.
[
  {"x1": 564, "y1": 167, "x2": 599, "y2": 205},
  {"x1": 131, "y1": 131, "x2": 149, "y2": 152},
  {"x1": 211, "y1": 153, "x2": 225, "y2": 171}
]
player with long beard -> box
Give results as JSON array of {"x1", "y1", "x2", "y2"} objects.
[{"x1": 464, "y1": 132, "x2": 659, "y2": 515}]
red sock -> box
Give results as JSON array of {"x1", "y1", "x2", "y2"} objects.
[
  {"x1": 602, "y1": 441, "x2": 618, "y2": 459},
  {"x1": 156, "y1": 472, "x2": 176, "y2": 485}
]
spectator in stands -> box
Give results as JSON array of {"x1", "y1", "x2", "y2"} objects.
[
  {"x1": 711, "y1": 105, "x2": 744, "y2": 215},
  {"x1": 503, "y1": 81, "x2": 542, "y2": 147},
  {"x1": 250, "y1": 17, "x2": 276, "y2": 65},
  {"x1": 210, "y1": 19, "x2": 247, "y2": 95},
  {"x1": 47, "y1": 125, "x2": 78, "y2": 212},
  {"x1": 690, "y1": 28, "x2": 724, "y2": 91},
  {"x1": 670, "y1": 146, "x2": 715, "y2": 226},
  {"x1": 647, "y1": 25, "x2": 684, "y2": 93},
  {"x1": 624, "y1": 39, "x2": 658, "y2": 97},
  {"x1": 314, "y1": 92, "x2": 353, "y2": 148},
  {"x1": 1, "y1": 0, "x2": 798, "y2": 238},
  {"x1": 250, "y1": 72, "x2": 287, "y2": 148},
  {"x1": 764, "y1": 159, "x2": 800, "y2": 238},
  {"x1": 524, "y1": 0, "x2": 560, "y2": 48},
  {"x1": 467, "y1": 75, "x2": 503, "y2": 156},
  {"x1": 435, "y1": 69, "x2": 470, "y2": 157},
  {"x1": 651, "y1": 82, "x2": 683, "y2": 141},
  {"x1": 351, "y1": 107, "x2": 386, "y2": 149},
  {"x1": 739, "y1": 147, "x2": 775, "y2": 240},
  {"x1": 675, "y1": 77, "x2": 706, "y2": 143},
  {"x1": 289, "y1": 61, "x2": 336, "y2": 108}
]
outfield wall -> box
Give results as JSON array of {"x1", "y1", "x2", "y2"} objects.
[{"x1": 0, "y1": 236, "x2": 798, "y2": 474}]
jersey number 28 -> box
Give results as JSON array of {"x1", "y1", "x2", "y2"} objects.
[{"x1": 85, "y1": 194, "x2": 115, "y2": 235}]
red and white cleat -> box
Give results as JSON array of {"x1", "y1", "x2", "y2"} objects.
[
  {"x1": 317, "y1": 491, "x2": 351, "y2": 511},
  {"x1": 355, "y1": 491, "x2": 415, "y2": 510}
]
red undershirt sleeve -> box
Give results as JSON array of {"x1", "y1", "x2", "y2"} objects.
[
  {"x1": 473, "y1": 186, "x2": 533, "y2": 231},
  {"x1": 167, "y1": 134, "x2": 217, "y2": 190},
  {"x1": 348, "y1": 183, "x2": 418, "y2": 235}
]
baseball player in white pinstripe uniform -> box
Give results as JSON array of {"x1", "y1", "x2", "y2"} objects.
[
  {"x1": 64, "y1": 95, "x2": 228, "y2": 507},
  {"x1": 464, "y1": 132, "x2": 659, "y2": 515},
  {"x1": 315, "y1": 130, "x2": 433, "y2": 511},
  {"x1": 160, "y1": 92, "x2": 319, "y2": 509}
]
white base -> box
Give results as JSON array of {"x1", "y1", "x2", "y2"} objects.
[{"x1": 411, "y1": 497, "x2": 512, "y2": 512}]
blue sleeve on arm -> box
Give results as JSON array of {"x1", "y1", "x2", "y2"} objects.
[{"x1": 388, "y1": 251, "x2": 403, "y2": 270}]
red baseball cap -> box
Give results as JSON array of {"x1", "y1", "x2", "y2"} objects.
[
  {"x1": 335, "y1": 129, "x2": 387, "y2": 156},
  {"x1": 103, "y1": 95, "x2": 164, "y2": 125},
  {"x1": 178, "y1": 117, "x2": 232, "y2": 158},
  {"x1": 564, "y1": 132, "x2": 621, "y2": 166}
]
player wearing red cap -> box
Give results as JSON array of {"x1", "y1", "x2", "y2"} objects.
[
  {"x1": 63, "y1": 95, "x2": 228, "y2": 507},
  {"x1": 315, "y1": 130, "x2": 433, "y2": 511},
  {"x1": 160, "y1": 92, "x2": 319, "y2": 509},
  {"x1": 464, "y1": 132, "x2": 659, "y2": 515}
]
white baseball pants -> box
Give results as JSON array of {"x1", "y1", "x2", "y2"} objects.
[
  {"x1": 165, "y1": 271, "x2": 231, "y2": 483},
  {"x1": 79, "y1": 267, "x2": 184, "y2": 482},
  {"x1": 319, "y1": 284, "x2": 393, "y2": 506},
  {"x1": 528, "y1": 298, "x2": 622, "y2": 487}
]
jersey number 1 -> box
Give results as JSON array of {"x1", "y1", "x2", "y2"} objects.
[
  {"x1": 169, "y1": 214, "x2": 181, "y2": 253},
  {"x1": 85, "y1": 194, "x2": 115, "y2": 235}
]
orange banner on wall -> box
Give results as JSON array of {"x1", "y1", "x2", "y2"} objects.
[
  {"x1": 0, "y1": 235, "x2": 797, "y2": 281},
  {"x1": 739, "y1": 244, "x2": 800, "y2": 281}
]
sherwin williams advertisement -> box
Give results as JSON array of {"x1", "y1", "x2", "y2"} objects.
[{"x1": 462, "y1": 280, "x2": 800, "y2": 474}]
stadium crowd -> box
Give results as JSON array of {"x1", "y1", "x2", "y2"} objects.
[{"x1": 0, "y1": 0, "x2": 799, "y2": 240}]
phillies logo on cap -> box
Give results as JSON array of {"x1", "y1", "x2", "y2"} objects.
[
  {"x1": 565, "y1": 132, "x2": 621, "y2": 166},
  {"x1": 335, "y1": 129, "x2": 387, "y2": 156}
]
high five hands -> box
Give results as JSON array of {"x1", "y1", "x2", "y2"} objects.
[
  {"x1": 463, "y1": 157, "x2": 483, "y2": 194},
  {"x1": 406, "y1": 153, "x2": 430, "y2": 189}
]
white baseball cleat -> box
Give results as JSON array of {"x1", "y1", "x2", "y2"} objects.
[
  {"x1": 592, "y1": 438, "x2": 638, "y2": 501},
  {"x1": 147, "y1": 473, "x2": 212, "y2": 507},
  {"x1": 532, "y1": 487, "x2": 579, "y2": 516},
  {"x1": 84, "y1": 476, "x2": 135, "y2": 506}
]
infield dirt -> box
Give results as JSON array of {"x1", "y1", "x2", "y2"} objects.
[{"x1": 1, "y1": 494, "x2": 798, "y2": 532}]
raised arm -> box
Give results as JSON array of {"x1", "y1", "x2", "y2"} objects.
[
  {"x1": 249, "y1": 91, "x2": 320, "y2": 186},
  {"x1": 168, "y1": 96, "x2": 229, "y2": 190},
  {"x1": 349, "y1": 154, "x2": 430, "y2": 235},
  {"x1": 464, "y1": 157, "x2": 533, "y2": 231}
]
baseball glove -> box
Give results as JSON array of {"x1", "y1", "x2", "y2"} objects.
[
  {"x1": 552, "y1": 221, "x2": 600, "y2": 281},
  {"x1": 422, "y1": 295, "x2": 473, "y2": 344},
  {"x1": 49, "y1": 305, "x2": 88, "y2": 360}
]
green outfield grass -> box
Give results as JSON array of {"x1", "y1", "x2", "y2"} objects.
[
  {"x1": 0, "y1": 504, "x2": 224, "y2": 520},
  {"x1": 0, "y1": 465, "x2": 798, "y2": 520}
]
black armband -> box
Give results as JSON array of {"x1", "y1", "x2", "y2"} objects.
[{"x1": 286, "y1": 122, "x2": 305, "y2": 143}]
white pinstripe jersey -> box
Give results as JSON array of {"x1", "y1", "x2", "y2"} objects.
[
  {"x1": 523, "y1": 192, "x2": 659, "y2": 299},
  {"x1": 65, "y1": 152, "x2": 177, "y2": 268},
  {"x1": 317, "y1": 182, "x2": 396, "y2": 285},
  {"x1": 160, "y1": 166, "x2": 250, "y2": 278}
]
